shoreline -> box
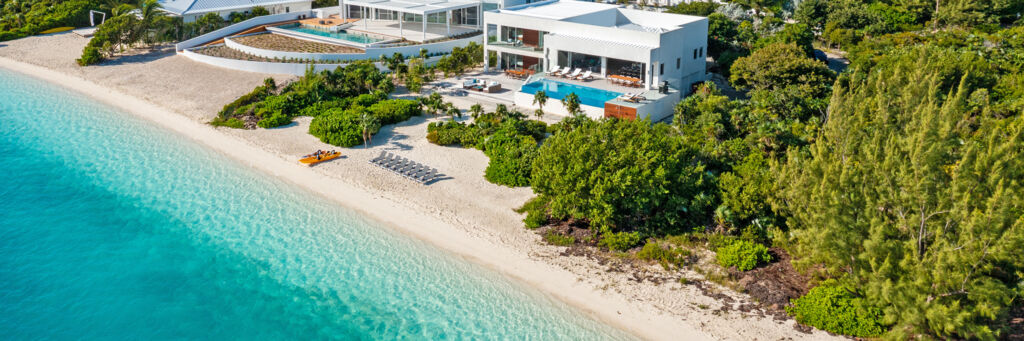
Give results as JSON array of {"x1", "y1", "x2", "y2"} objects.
[{"x1": 0, "y1": 57, "x2": 707, "y2": 340}]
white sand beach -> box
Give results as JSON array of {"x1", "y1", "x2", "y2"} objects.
[{"x1": 0, "y1": 32, "x2": 838, "y2": 340}]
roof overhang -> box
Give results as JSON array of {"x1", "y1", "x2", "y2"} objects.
[{"x1": 345, "y1": 0, "x2": 479, "y2": 16}]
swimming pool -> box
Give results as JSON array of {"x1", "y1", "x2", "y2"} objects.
[
  {"x1": 520, "y1": 78, "x2": 622, "y2": 107},
  {"x1": 276, "y1": 24, "x2": 386, "y2": 45}
]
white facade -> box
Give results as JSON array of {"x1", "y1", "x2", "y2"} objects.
[
  {"x1": 160, "y1": 0, "x2": 313, "y2": 22},
  {"x1": 483, "y1": 0, "x2": 707, "y2": 90}
]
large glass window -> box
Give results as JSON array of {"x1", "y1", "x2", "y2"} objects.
[
  {"x1": 607, "y1": 58, "x2": 645, "y2": 81},
  {"x1": 451, "y1": 7, "x2": 479, "y2": 26}
]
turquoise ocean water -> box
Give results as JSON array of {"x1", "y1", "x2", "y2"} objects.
[{"x1": 0, "y1": 68, "x2": 630, "y2": 340}]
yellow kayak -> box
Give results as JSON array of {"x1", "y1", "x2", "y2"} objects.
[{"x1": 299, "y1": 152, "x2": 341, "y2": 166}]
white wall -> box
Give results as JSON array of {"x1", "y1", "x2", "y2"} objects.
[
  {"x1": 183, "y1": 1, "x2": 312, "y2": 22},
  {"x1": 176, "y1": 11, "x2": 314, "y2": 50},
  {"x1": 180, "y1": 48, "x2": 388, "y2": 75},
  {"x1": 650, "y1": 16, "x2": 707, "y2": 90},
  {"x1": 224, "y1": 33, "x2": 483, "y2": 61}
]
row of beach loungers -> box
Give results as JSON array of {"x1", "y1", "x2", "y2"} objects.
[
  {"x1": 549, "y1": 67, "x2": 593, "y2": 81},
  {"x1": 369, "y1": 151, "x2": 442, "y2": 184}
]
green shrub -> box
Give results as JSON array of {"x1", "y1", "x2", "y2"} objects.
[
  {"x1": 210, "y1": 117, "x2": 246, "y2": 129},
  {"x1": 787, "y1": 281, "x2": 885, "y2": 337},
  {"x1": 308, "y1": 108, "x2": 364, "y2": 147},
  {"x1": 483, "y1": 129, "x2": 538, "y2": 187},
  {"x1": 368, "y1": 98, "x2": 421, "y2": 124},
  {"x1": 298, "y1": 99, "x2": 348, "y2": 117},
  {"x1": 426, "y1": 121, "x2": 482, "y2": 147},
  {"x1": 715, "y1": 239, "x2": 771, "y2": 271},
  {"x1": 77, "y1": 46, "x2": 102, "y2": 66},
  {"x1": 351, "y1": 93, "x2": 381, "y2": 107},
  {"x1": 636, "y1": 242, "x2": 691, "y2": 270},
  {"x1": 598, "y1": 231, "x2": 642, "y2": 251},
  {"x1": 542, "y1": 230, "x2": 575, "y2": 246},
  {"x1": 219, "y1": 82, "x2": 274, "y2": 118},
  {"x1": 256, "y1": 113, "x2": 292, "y2": 128},
  {"x1": 516, "y1": 197, "x2": 549, "y2": 229}
]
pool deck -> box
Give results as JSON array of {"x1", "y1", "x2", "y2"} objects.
[{"x1": 512, "y1": 72, "x2": 682, "y2": 121}]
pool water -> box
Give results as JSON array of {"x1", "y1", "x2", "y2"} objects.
[
  {"x1": 277, "y1": 24, "x2": 385, "y2": 44},
  {"x1": 520, "y1": 78, "x2": 623, "y2": 108}
]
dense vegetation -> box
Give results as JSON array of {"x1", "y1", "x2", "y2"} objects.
[
  {"x1": 468, "y1": 1, "x2": 1023, "y2": 339},
  {"x1": 214, "y1": 62, "x2": 410, "y2": 148},
  {"x1": 426, "y1": 103, "x2": 546, "y2": 187},
  {"x1": 76, "y1": 1, "x2": 268, "y2": 65},
  {"x1": 0, "y1": 0, "x2": 101, "y2": 41}
]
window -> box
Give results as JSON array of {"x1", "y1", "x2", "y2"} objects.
[
  {"x1": 693, "y1": 49, "x2": 697, "y2": 59},
  {"x1": 699, "y1": 47, "x2": 704, "y2": 58},
  {"x1": 659, "y1": 63, "x2": 664, "y2": 75},
  {"x1": 285, "y1": 6, "x2": 290, "y2": 13},
  {"x1": 676, "y1": 58, "x2": 680, "y2": 69}
]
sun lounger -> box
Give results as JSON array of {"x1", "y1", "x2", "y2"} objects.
[
  {"x1": 563, "y1": 68, "x2": 581, "y2": 79},
  {"x1": 555, "y1": 66, "x2": 570, "y2": 77},
  {"x1": 575, "y1": 70, "x2": 592, "y2": 81},
  {"x1": 370, "y1": 150, "x2": 387, "y2": 163}
]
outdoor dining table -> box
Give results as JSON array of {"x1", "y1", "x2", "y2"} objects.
[{"x1": 609, "y1": 75, "x2": 643, "y2": 87}]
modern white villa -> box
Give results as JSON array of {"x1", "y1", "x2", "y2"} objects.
[
  {"x1": 159, "y1": 0, "x2": 314, "y2": 22},
  {"x1": 483, "y1": 0, "x2": 708, "y2": 120}
]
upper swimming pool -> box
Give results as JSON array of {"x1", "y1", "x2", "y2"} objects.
[
  {"x1": 520, "y1": 78, "x2": 622, "y2": 108},
  {"x1": 275, "y1": 23, "x2": 386, "y2": 45}
]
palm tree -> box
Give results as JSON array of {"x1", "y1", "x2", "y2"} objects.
[
  {"x1": 419, "y1": 48, "x2": 428, "y2": 60},
  {"x1": 561, "y1": 92, "x2": 581, "y2": 116},
  {"x1": 445, "y1": 103, "x2": 462, "y2": 121},
  {"x1": 532, "y1": 90, "x2": 548, "y2": 119},
  {"x1": 359, "y1": 112, "x2": 380, "y2": 149},
  {"x1": 469, "y1": 103, "x2": 484, "y2": 121}
]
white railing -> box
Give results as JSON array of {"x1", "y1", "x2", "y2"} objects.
[{"x1": 175, "y1": 11, "x2": 313, "y2": 51}]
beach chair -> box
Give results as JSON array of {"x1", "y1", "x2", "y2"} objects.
[
  {"x1": 563, "y1": 68, "x2": 581, "y2": 79},
  {"x1": 549, "y1": 65, "x2": 563, "y2": 76},
  {"x1": 408, "y1": 166, "x2": 430, "y2": 179},
  {"x1": 575, "y1": 70, "x2": 593, "y2": 81},
  {"x1": 370, "y1": 151, "x2": 387, "y2": 164},
  {"x1": 373, "y1": 153, "x2": 392, "y2": 167},
  {"x1": 416, "y1": 168, "x2": 438, "y2": 184},
  {"x1": 556, "y1": 66, "x2": 570, "y2": 77}
]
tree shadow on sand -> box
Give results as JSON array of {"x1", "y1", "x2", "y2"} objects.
[{"x1": 100, "y1": 45, "x2": 176, "y2": 66}]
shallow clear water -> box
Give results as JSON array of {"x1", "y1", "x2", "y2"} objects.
[
  {"x1": 277, "y1": 23, "x2": 384, "y2": 44},
  {"x1": 520, "y1": 78, "x2": 623, "y2": 108},
  {"x1": 0, "y1": 69, "x2": 632, "y2": 340}
]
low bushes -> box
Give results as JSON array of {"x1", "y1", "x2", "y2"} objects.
[
  {"x1": 368, "y1": 99, "x2": 421, "y2": 124},
  {"x1": 787, "y1": 281, "x2": 885, "y2": 337},
  {"x1": 308, "y1": 108, "x2": 365, "y2": 147},
  {"x1": 483, "y1": 129, "x2": 539, "y2": 187},
  {"x1": 308, "y1": 99, "x2": 422, "y2": 147},
  {"x1": 636, "y1": 242, "x2": 692, "y2": 270},
  {"x1": 542, "y1": 230, "x2": 576, "y2": 246},
  {"x1": 715, "y1": 239, "x2": 771, "y2": 271},
  {"x1": 598, "y1": 231, "x2": 643, "y2": 251}
]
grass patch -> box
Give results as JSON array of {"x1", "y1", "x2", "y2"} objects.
[{"x1": 542, "y1": 230, "x2": 576, "y2": 246}]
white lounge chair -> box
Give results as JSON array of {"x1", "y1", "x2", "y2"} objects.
[
  {"x1": 549, "y1": 65, "x2": 564, "y2": 76},
  {"x1": 575, "y1": 70, "x2": 593, "y2": 81},
  {"x1": 563, "y1": 68, "x2": 581, "y2": 79}
]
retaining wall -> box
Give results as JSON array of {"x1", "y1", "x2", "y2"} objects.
[
  {"x1": 175, "y1": 11, "x2": 313, "y2": 51},
  {"x1": 225, "y1": 33, "x2": 483, "y2": 62},
  {"x1": 180, "y1": 46, "x2": 446, "y2": 75}
]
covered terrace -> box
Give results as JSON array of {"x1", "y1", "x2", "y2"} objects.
[{"x1": 339, "y1": 0, "x2": 482, "y2": 42}]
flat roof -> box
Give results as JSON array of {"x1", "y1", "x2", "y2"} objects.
[
  {"x1": 346, "y1": 0, "x2": 479, "y2": 15},
  {"x1": 495, "y1": 0, "x2": 704, "y2": 32},
  {"x1": 160, "y1": 0, "x2": 309, "y2": 15},
  {"x1": 498, "y1": 0, "x2": 619, "y2": 20}
]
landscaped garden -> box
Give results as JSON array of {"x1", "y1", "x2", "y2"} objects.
[{"x1": 231, "y1": 33, "x2": 364, "y2": 54}]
